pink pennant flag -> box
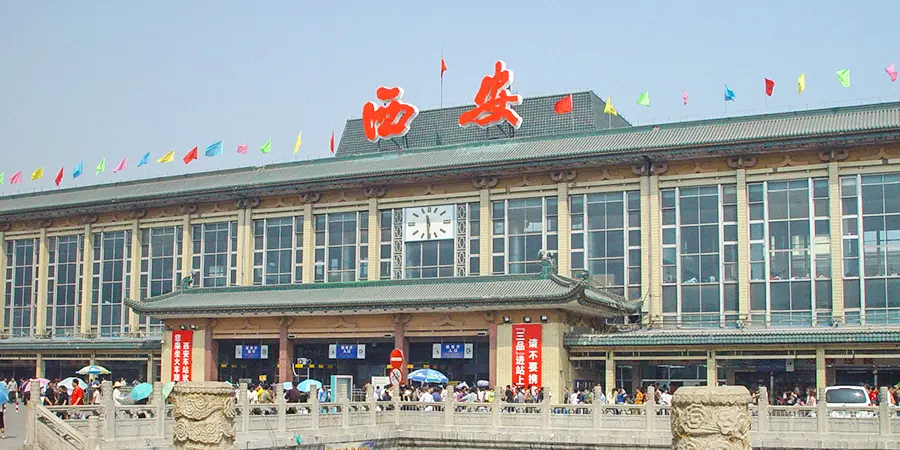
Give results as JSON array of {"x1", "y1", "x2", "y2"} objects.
[
  {"x1": 682, "y1": 91, "x2": 688, "y2": 105},
  {"x1": 237, "y1": 144, "x2": 248, "y2": 154},
  {"x1": 113, "y1": 157, "x2": 126, "y2": 173},
  {"x1": 887, "y1": 63, "x2": 898, "y2": 82}
]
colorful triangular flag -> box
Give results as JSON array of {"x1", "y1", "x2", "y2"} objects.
[
  {"x1": 603, "y1": 97, "x2": 617, "y2": 116},
  {"x1": 636, "y1": 91, "x2": 650, "y2": 107},
  {"x1": 886, "y1": 63, "x2": 898, "y2": 82},
  {"x1": 260, "y1": 139, "x2": 272, "y2": 154},
  {"x1": 73, "y1": 162, "x2": 83, "y2": 178},
  {"x1": 724, "y1": 85, "x2": 735, "y2": 102},
  {"x1": 554, "y1": 94, "x2": 573, "y2": 114},
  {"x1": 31, "y1": 167, "x2": 44, "y2": 180},
  {"x1": 836, "y1": 69, "x2": 851, "y2": 88},
  {"x1": 54, "y1": 167, "x2": 63, "y2": 186},
  {"x1": 0, "y1": 173, "x2": 4, "y2": 185},
  {"x1": 10, "y1": 171, "x2": 22, "y2": 185},
  {"x1": 683, "y1": 91, "x2": 688, "y2": 105},
  {"x1": 798, "y1": 73, "x2": 806, "y2": 95},
  {"x1": 183, "y1": 146, "x2": 198, "y2": 164},
  {"x1": 96, "y1": 159, "x2": 106, "y2": 174},
  {"x1": 157, "y1": 150, "x2": 175, "y2": 163},
  {"x1": 137, "y1": 152, "x2": 150, "y2": 167},
  {"x1": 237, "y1": 144, "x2": 248, "y2": 154},
  {"x1": 441, "y1": 56, "x2": 447, "y2": 79},
  {"x1": 205, "y1": 141, "x2": 223, "y2": 157},
  {"x1": 765, "y1": 78, "x2": 775, "y2": 96},
  {"x1": 113, "y1": 157, "x2": 126, "y2": 173},
  {"x1": 330, "y1": 130, "x2": 335, "y2": 153},
  {"x1": 293, "y1": 132, "x2": 303, "y2": 154}
]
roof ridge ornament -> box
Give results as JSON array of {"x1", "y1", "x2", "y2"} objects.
[
  {"x1": 538, "y1": 250, "x2": 557, "y2": 277},
  {"x1": 180, "y1": 274, "x2": 194, "y2": 291}
]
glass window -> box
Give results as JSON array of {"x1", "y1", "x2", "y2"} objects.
[
  {"x1": 5, "y1": 239, "x2": 38, "y2": 337},
  {"x1": 192, "y1": 222, "x2": 238, "y2": 287},
  {"x1": 493, "y1": 197, "x2": 557, "y2": 275},
  {"x1": 314, "y1": 212, "x2": 367, "y2": 283},
  {"x1": 46, "y1": 235, "x2": 82, "y2": 337},
  {"x1": 252, "y1": 217, "x2": 304, "y2": 285},
  {"x1": 92, "y1": 231, "x2": 130, "y2": 337}
]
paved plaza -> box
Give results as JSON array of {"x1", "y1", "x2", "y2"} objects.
[{"x1": 0, "y1": 404, "x2": 23, "y2": 450}]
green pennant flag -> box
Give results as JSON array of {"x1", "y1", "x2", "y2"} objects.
[
  {"x1": 96, "y1": 158, "x2": 106, "y2": 174},
  {"x1": 260, "y1": 139, "x2": 272, "y2": 154},
  {"x1": 836, "y1": 69, "x2": 851, "y2": 88},
  {"x1": 636, "y1": 91, "x2": 650, "y2": 107},
  {"x1": 0, "y1": 173, "x2": 4, "y2": 184}
]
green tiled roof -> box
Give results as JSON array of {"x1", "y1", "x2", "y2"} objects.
[
  {"x1": 0, "y1": 337, "x2": 162, "y2": 351},
  {"x1": 565, "y1": 328, "x2": 900, "y2": 347},
  {"x1": 126, "y1": 272, "x2": 638, "y2": 318},
  {"x1": 2, "y1": 101, "x2": 900, "y2": 220}
]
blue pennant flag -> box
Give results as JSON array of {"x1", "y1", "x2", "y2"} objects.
[
  {"x1": 724, "y1": 85, "x2": 736, "y2": 102},
  {"x1": 73, "y1": 161, "x2": 83, "y2": 178},
  {"x1": 205, "y1": 140, "x2": 223, "y2": 157},
  {"x1": 137, "y1": 152, "x2": 150, "y2": 167}
]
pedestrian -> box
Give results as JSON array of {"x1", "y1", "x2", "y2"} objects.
[
  {"x1": 0, "y1": 402, "x2": 6, "y2": 439},
  {"x1": 7, "y1": 378, "x2": 17, "y2": 405}
]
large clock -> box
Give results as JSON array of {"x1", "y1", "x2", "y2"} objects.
[{"x1": 404, "y1": 205, "x2": 455, "y2": 241}]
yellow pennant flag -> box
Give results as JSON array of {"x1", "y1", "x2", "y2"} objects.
[
  {"x1": 31, "y1": 167, "x2": 44, "y2": 180},
  {"x1": 603, "y1": 96, "x2": 618, "y2": 116},
  {"x1": 797, "y1": 73, "x2": 806, "y2": 95},
  {"x1": 293, "y1": 131, "x2": 302, "y2": 154},
  {"x1": 157, "y1": 150, "x2": 175, "y2": 163}
]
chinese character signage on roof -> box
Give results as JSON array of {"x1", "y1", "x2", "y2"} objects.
[
  {"x1": 362, "y1": 86, "x2": 419, "y2": 142},
  {"x1": 512, "y1": 323, "x2": 541, "y2": 388},
  {"x1": 458, "y1": 60, "x2": 523, "y2": 129},
  {"x1": 171, "y1": 330, "x2": 193, "y2": 382}
]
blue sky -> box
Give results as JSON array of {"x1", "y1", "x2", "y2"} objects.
[{"x1": 1, "y1": 1, "x2": 899, "y2": 194}]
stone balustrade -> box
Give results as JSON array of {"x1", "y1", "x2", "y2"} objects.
[{"x1": 26, "y1": 384, "x2": 900, "y2": 450}]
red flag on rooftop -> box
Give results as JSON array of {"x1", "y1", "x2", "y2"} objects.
[
  {"x1": 330, "y1": 130, "x2": 335, "y2": 154},
  {"x1": 54, "y1": 167, "x2": 64, "y2": 186},
  {"x1": 554, "y1": 94, "x2": 573, "y2": 115},
  {"x1": 441, "y1": 56, "x2": 447, "y2": 79},
  {"x1": 765, "y1": 78, "x2": 775, "y2": 97},
  {"x1": 183, "y1": 146, "x2": 198, "y2": 164}
]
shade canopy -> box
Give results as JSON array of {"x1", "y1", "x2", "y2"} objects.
[{"x1": 408, "y1": 369, "x2": 448, "y2": 384}]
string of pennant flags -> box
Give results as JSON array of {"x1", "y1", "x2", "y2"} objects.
[{"x1": 4, "y1": 56, "x2": 899, "y2": 189}]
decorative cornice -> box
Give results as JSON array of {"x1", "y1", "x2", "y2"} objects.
[
  {"x1": 726, "y1": 155, "x2": 757, "y2": 169},
  {"x1": 818, "y1": 148, "x2": 850, "y2": 162},
  {"x1": 299, "y1": 192, "x2": 321, "y2": 204},
  {"x1": 363, "y1": 187, "x2": 387, "y2": 199},
  {"x1": 235, "y1": 198, "x2": 260, "y2": 209},
  {"x1": 632, "y1": 160, "x2": 669, "y2": 176},
  {"x1": 180, "y1": 203, "x2": 199, "y2": 214},
  {"x1": 471, "y1": 176, "x2": 499, "y2": 189},
  {"x1": 81, "y1": 214, "x2": 99, "y2": 225},
  {"x1": 130, "y1": 208, "x2": 148, "y2": 220},
  {"x1": 38, "y1": 219, "x2": 53, "y2": 228},
  {"x1": 0, "y1": 222, "x2": 10, "y2": 232},
  {"x1": 550, "y1": 169, "x2": 577, "y2": 183}
]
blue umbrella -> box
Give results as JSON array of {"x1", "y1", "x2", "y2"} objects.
[
  {"x1": 131, "y1": 382, "x2": 153, "y2": 401},
  {"x1": 296, "y1": 379, "x2": 322, "y2": 393},
  {"x1": 0, "y1": 384, "x2": 8, "y2": 404},
  {"x1": 282, "y1": 381, "x2": 293, "y2": 391},
  {"x1": 408, "y1": 369, "x2": 449, "y2": 384},
  {"x1": 76, "y1": 365, "x2": 111, "y2": 376}
]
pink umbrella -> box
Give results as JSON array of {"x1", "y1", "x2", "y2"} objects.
[{"x1": 22, "y1": 378, "x2": 50, "y2": 393}]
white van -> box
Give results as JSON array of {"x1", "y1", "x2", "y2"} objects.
[{"x1": 824, "y1": 386, "x2": 874, "y2": 418}]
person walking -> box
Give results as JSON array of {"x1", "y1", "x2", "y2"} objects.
[{"x1": 7, "y1": 378, "x2": 17, "y2": 405}]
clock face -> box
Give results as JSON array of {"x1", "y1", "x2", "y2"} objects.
[{"x1": 404, "y1": 205, "x2": 455, "y2": 241}]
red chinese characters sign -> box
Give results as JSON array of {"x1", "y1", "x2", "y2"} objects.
[
  {"x1": 171, "y1": 330, "x2": 193, "y2": 382},
  {"x1": 362, "y1": 86, "x2": 419, "y2": 142},
  {"x1": 512, "y1": 323, "x2": 541, "y2": 388},
  {"x1": 458, "y1": 60, "x2": 523, "y2": 129}
]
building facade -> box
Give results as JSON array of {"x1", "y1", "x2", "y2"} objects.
[{"x1": 2, "y1": 92, "x2": 900, "y2": 398}]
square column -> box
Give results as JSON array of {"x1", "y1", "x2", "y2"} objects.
[
  {"x1": 706, "y1": 351, "x2": 717, "y2": 386},
  {"x1": 816, "y1": 347, "x2": 827, "y2": 391},
  {"x1": 35, "y1": 228, "x2": 49, "y2": 336},
  {"x1": 80, "y1": 225, "x2": 94, "y2": 336},
  {"x1": 278, "y1": 318, "x2": 294, "y2": 383},
  {"x1": 479, "y1": 189, "x2": 491, "y2": 275},
  {"x1": 302, "y1": 203, "x2": 315, "y2": 283},
  {"x1": 235, "y1": 208, "x2": 249, "y2": 285},
  {"x1": 128, "y1": 220, "x2": 141, "y2": 334},
  {"x1": 640, "y1": 177, "x2": 652, "y2": 325},
  {"x1": 0, "y1": 231, "x2": 7, "y2": 335},
  {"x1": 393, "y1": 314, "x2": 409, "y2": 381},
  {"x1": 828, "y1": 162, "x2": 845, "y2": 324},
  {"x1": 488, "y1": 322, "x2": 498, "y2": 387},
  {"x1": 556, "y1": 182, "x2": 571, "y2": 275},
  {"x1": 367, "y1": 198, "x2": 380, "y2": 280},
  {"x1": 605, "y1": 352, "x2": 616, "y2": 393},
  {"x1": 496, "y1": 322, "x2": 512, "y2": 387},
  {"x1": 736, "y1": 169, "x2": 751, "y2": 323},
  {"x1": 648, "y1": 175, "x2": 662, "y2": 325},
  {"x1": 180, "y1": 216, "x2": 192, "y2": 282}
]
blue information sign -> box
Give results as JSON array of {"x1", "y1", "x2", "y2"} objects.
[
  {"x1": 329, "y1": 344, "x2": 366, "y2": 360},
  {"x1": 235, "y1": 345, "x2": 269, "y2": 360},
  {"x1": 432, "y1": 343, "x2": 473, "y2": 359}
]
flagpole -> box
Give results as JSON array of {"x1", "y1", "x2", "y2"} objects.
[{"x1": 440, "y1": 51, "x2": 444, "y2": 108}]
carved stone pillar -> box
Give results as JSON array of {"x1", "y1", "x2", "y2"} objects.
[
  {"x1": 172, "y1": 382, "x2": 236, "y2": 450},
  {"x1": 671, "y1": 386, "x2": 751, "y2": 450}
]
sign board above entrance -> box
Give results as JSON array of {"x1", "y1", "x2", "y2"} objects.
[
  {"x1": 235, "y1": 345, "x2": 269, "y2": 360},
  {"x1": 432, "y1": 343, "x2": 474, "y2": 359},
  {"x1": 329, "y1": 344, "x2": 366, "y2": 360}
]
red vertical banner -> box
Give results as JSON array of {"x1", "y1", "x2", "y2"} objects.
[
  {"x1": 171, "y1": 330, "x2": 194, "y2": 382},
  {"x1": 512, "y1": 323, "x2": 542, "y2": 388}
]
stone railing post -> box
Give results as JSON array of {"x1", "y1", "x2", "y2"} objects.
[
  {"x1": 879, "y1": 387, "x2": 891, "y2": 435},
  {"x1": 171, "y1": 381, "x2": 236, "y2": 450},
  {"x1": 491, "y1": 387, "x2": 502, "y2": 429},
  {"x1": 592, "y1": 386, "x2": 603, "y2": 430},
  {"x1": 310, "y1": 390, "x2": 320, "y2": 431},
  {"x1": 671, "y1": 386, "x2": 751, "y2": 450},
  {"x1": 25, "y1": 381, "x2": 40, "y2": 447},
  {"x1": 444, "y1": 391, "x2": 456, "y2": 427},
  {"x1": 238, "y1": 383, "x2": 249, "y2": 434},
  {"x1": 366, "y1": 385, "x2": 377, "y2": 426},
  {"x1": 645, "y1": 386, "x2": 657, "y2": 431},
  {"x1": 85, "y1": 415, "x2": 100, "y2": 450},
  {"x1": 153, "y1": 381, "x2": 165, "y2": 438},
  {"x1": 392, "y1": 386, "x2": 401, "y2": 427},
  {"x1": 276, "y1": 384, "x2": 286, "y2": 433},
  {"x1": 756, "y1": 386, "x2": 769, "y2": 433},
  {"x1": 816, "y1": 388, "x2": 827, "y2": 433},
  {"x1": 100, "y1": 380, "x2": 116, "y2": 442},
  {"x1": 540, "y1": 393, "x2": 551, "y2": 429},
  {"x1": 340, "y1": 394, "x2": 350, "y2": 429}
]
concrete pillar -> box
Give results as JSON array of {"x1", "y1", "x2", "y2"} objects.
[
  {"x1": 393, "y1": 315, "x2": 408, "y2": 381},
  {"x1": 879, "y1": 387, "x2": 891, "y2": 435},
  {"x1": 706, "y1": 351, "x2": 717, "y2": 386},
  {"x1": 828, "y1": 162, "x2": 845, "y2": 325},
  {"x1": 815, "y1": 348, "x2": 827, "y2": 391},
  {"x1": 367, "y1": 198, "x2": 379, "y2": 280},
  {"x1": 592, "y1": 385, "x2": 604, "y2": 430},
  {"x1": 605, "y1": 352, "x2": 615, "y2": 393},
  {"x1": 671, "y1": 386, "x2": 751, "y2": 449},
  {"x1": 278, "y1": 318, "x2": 292, "y2": 383},
  {"x1": 488, "y1": 322, "x2": 498, "y2": 387},
  {"x1": 640, "y1": 176, "x2": 652, "y2": 325},
  {"x1": 128, "y1": 220, "x2": 141, "y2": 334},
  {"x1": 100, "y1": 380, "x2": 116, "y2": 442},
  {"x1": 80, "y1": 225, "x2": 94, "y2": 336},
  {"x1": 736, "y1": 169, "x2": 751, "y2": 323},
  {"x1": 204, "y1": 326, "x2": 218, "y2": 382},
  {"x1": 757, "y1": 386, "x2": 769, "y2": 432},
  {"x1": 444, "y1": 389, "x2": 455, "y2": 426},
  {"x1": 491, "y1": 386, "x2": 502, "y2": 429},
  {"x1": 153, "y1": 381, "x2": 165, "y2": 438},
  {"x1": 35, "y1": 228, "x2": 49, "y2": 336},
  {"x1": 35, "y1": 353, "x2": 44, "y2": 378},
  {"x1": 172, "y1": 381, "x2": 236, "y2": 449},
  {"x1": 85, "y1": 416, "x2": 100, "y2": 450},
  {"x1": 0, "y1": 232, "x2": 6, "y2": 336},
  {"x1": 180, "y1": 216, "x2": 192, "y2": 284},
  {"x1": 302, "y1": 203, "x2": 314, "y2": 284},
  {"x1": 817, "y1": 387, "x2": 827, "y2": 433},
  {"x1": 311, "y1": 389, "x2": 321, "y2": 430},
  {"x1": 276, "y1": 383, "x2": 286, "y2": 432},
  {"x1": 235, "y1": 208, "x2": 248, "y2": 285},
  {"x1": 540, "y1": 394, "x2": 551, "y2": 429},
  {"x1": 556, "y1": 182, "x2": 571, "y2": 275},
  {"x1": 645, "y1": 385, "x2": 656, "y2": 431},
  {"x1": 495, "y1": 323, "x2": 512, "y2": 387},
  {"x1": 648, "y1": 175, "x2": 662, "y2": 325},
  {"x1": 146, "y1": 353, "x2": 154, "y2": 383},
  {"x1": 479, "y1": 189, "x2": 491, "y2": 275},
  {"x1": 238, "y1": 382, "x2": 250, "y2": 433},
  {"x1": 541, "y1": 322, "x2": 568, "y2": 403}
]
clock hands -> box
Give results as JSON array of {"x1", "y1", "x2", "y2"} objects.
[{"x1": 425, "y1": 214, "x2": 431, "y2": 239}]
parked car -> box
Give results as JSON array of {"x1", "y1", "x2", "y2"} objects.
[{"x1": 824, "y1": 386, "x2": 875, "y2": 418}]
